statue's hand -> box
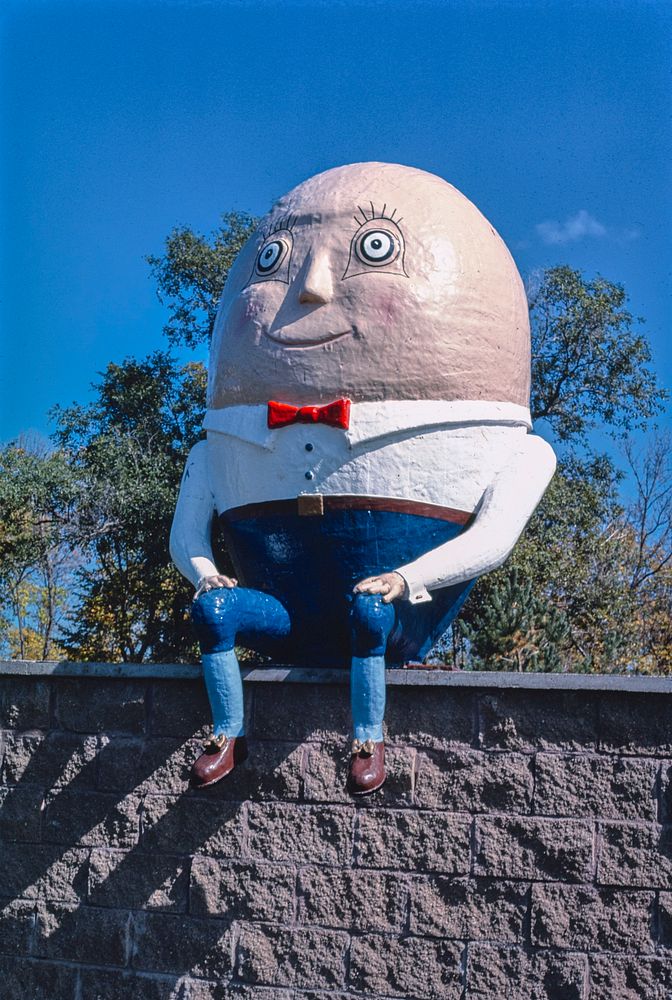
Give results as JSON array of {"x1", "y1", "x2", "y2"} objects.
[
  {"x1": 194, "y1": 574, "x2": 238, "y2": 599},
  {"x1": 353, "y1": 571, "x2": 407, "y2": 604}
]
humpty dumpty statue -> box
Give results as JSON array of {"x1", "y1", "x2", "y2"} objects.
[{"x1": 170, "y1": 162, "x2": 556, "y2": 794}]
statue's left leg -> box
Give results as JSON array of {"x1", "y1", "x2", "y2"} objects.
[{"x1": 348, "y1": 593, "x2": 395, "y2": 795}]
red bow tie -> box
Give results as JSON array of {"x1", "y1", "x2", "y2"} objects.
[{"x1": 267, "y1": 398, "x2": 351, "y2": 430}]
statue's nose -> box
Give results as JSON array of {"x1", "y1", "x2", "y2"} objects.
[{"x1": 297, "y1": 251, "x2": 333, "y2": 305}]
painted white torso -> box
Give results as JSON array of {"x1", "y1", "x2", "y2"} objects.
[
  {"x1": 170, "y1": 399, "x2": 555, "y2": 602},
  {"x1": 202, "y1": 400, "x2": 532, "y2": 514}
]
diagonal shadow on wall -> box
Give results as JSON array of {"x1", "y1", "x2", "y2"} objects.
[{"x1": 0, "y1": 679, "x2": 316, "y2": 996}]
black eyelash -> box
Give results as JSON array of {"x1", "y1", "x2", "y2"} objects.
[
  {"x1": 353, "y1": 203, "x2": 402, "y2": 227},
  {"x1": 272, "y1": 213, "x2": 297, "y2": 234},
  {"x1": 259, "y1": 214, "x2": 298, "y2": 241}
]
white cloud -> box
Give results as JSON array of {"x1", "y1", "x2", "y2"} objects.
[
  {"x1": 536, "y1": 209, "x2": 607, "y2": 245},
  {"x1": 619, "y1": 225, "x2": 643, "y2": 244}
]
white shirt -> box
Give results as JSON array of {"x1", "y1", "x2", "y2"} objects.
[{"x1": 170, "y1": 399, "x2": 556, "y2": 603}]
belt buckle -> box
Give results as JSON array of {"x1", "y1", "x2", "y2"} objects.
[{"x1": 297, "y1": 493, "x2": 324, "y2": 517}]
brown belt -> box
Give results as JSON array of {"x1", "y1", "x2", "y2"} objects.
[{"x1": 222, "y1": 494, "x2": 473, "y2": 525}]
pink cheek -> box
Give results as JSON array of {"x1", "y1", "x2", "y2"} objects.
[
  {"x1": 244, "y1": 300, "x2": 262, "y2": 321},
  {"x1": 365, "y1": 292, "x2": 404, "y2": 326},
  {"x1": 227, "y1": 293, "x2": 267, "y2": 333}
]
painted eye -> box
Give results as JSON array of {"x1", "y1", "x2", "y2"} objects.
[
  {"x1": 342, "y1": 215, "x2": 406, "y2": 281},
  {"x1": 356, "y1": 229, "x2": 398, "y2": 266},
  {"x1": 256, "y1": 239, "x2": 287, "y2": 275}
]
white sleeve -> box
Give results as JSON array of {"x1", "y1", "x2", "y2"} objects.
[
  {"x1": 396, "y1": 434, "x2": 557, "y2": 603},
  {"x1": 169, "y1": 440, "x2": 220, "y2": 588}
]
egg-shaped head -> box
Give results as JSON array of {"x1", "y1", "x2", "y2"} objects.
[{"x1": 208, "y1": 162, "x2": 530, "y2": 407}]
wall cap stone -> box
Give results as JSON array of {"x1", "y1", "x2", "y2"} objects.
[{"x1": 1, "y1": 659, "x2": 671, "y2": 692}]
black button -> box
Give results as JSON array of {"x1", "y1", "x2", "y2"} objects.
[
  {"x1": 305, "y1": 443, "x2": 314, "y2": 452},
  {"x1": 305, "y1": 471, "x2": 314, "y2": 480}
]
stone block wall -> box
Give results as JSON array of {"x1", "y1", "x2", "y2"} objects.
[{"x1": 1, "y1": 664, "x2": 672, "y2": 999}]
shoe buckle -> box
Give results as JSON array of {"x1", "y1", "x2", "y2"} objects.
[
  {"x1": 351, "y1": 738, "x2": 376, "y2": 756},
  {"x1": 205, "y1": 732, "x2": 228, "y2": 752}
]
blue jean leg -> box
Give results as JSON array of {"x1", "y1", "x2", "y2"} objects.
[
  {"x1": 192, "y1": 587, "x2": 291, "y2": 738},
  {"x1": 349, "y1": 594, "x2": 396, "y2": 742},
  {"x1": 200, "y1": 649, "x2": 245, "y2": 738}
]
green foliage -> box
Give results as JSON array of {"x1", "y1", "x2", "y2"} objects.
[
  {"x1": 455, "y1": 447, "x2": 672, "y2": 673},
  {"x1": 530, "y1": 265, "x2": 667, "y2": 441},
  {"x1": 450, "y1": 266, "x2": 670, "y2": 673},
  {"x1": 617, "y1": 433, "x2": 672, "y2": 673},
  {"x1": 457, "y1": 568, "x2": 570, "y2": 672},
  {"x1": 0, "y1": 442, "x2": 77, "y2": 566},
  {"x1": 0, "y1": 441, "x2": 79, "y2": 659},
  {"x1": 50, "y1": 352, "x2": 208, "y2": 662},
  {"x1": 2, "y1": 210, "x2": 256, "y2": 663},
  {"x1": 456, "y1": 456, "x2": 629, "y2": 671},
  {"x1": 146, "y1": 211, "x2": 257, "y2": 349},
  {"x1": 0, "y1": 578, "x2": 70, "y2": 660}
]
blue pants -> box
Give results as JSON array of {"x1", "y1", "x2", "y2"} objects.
[{"x1": 192, "y1": 588, "x2": 395, "y2": 741}]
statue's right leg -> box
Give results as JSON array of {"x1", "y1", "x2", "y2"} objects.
[
  {"x1": 347, "y1": 593, "x2": 395, "y2": 796},
  {"x1": 189, "y1": 587, "x2": 291, "y2": 787}
]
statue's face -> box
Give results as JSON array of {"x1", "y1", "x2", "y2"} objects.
[{"x1": 208, "y1": 162, "x2": 530, "y2": 408}]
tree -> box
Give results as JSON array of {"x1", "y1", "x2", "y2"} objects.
[
  {"x1": 456, "y1": 568, "x2": 571, "y2": 673},
  {"x1": 455, "y1": 440, "x2": 672, "y2": 673},
  {"x1": 455, "y1": 454, "x2": 635, "y2": 671},
  {"x1": 2, "y1": 210, "x2": 257, "y2": 663},
  {"x1": 50, "y1": 352, "x2": 209, "y2": 662},
  {"x1": 619, "y1": 432, "x2": 672, "y2": 673},
  {"x1": 623, "y1": 432, "x2": 672, "y2": 591},
  {"x1": 0, "y1": 438, "x2": 79, "y2": 659},
  {"x1": 146, "y1": 211, "x2": 257, "y2": 349},
  {"x1": 529, "y1": 265, "x2": 666, "y2": 441},
  {"x1": 446, "y1": 265, "x2": 669, "y2": 673}
]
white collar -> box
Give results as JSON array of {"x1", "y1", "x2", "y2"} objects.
[{"x1": 203, "y1": 400, "x2": 532, "y2": 450}]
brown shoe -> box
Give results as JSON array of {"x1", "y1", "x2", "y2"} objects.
[
  {"x1": 190, "y1": 734, "x2": 248, "y2": 789},
  {"x1": 348, "y1": 739, "x2": 385, "y2": 796}
]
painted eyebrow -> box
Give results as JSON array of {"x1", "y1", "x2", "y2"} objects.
[{"x1": 353, "y1": 202, "x2": 403, "y2": 227}]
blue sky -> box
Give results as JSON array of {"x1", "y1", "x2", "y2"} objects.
[{"x1": 1, "y1": 0, "x2": 670, "y2": 444}]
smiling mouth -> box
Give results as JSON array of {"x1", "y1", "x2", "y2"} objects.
[{"x1": 263, "y1": 328, "x2": 353, "y2": 349}]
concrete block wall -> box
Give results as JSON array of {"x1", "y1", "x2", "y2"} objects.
[{"x1": 1, "y1": 663, "x2": 672, "y2": 999}]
